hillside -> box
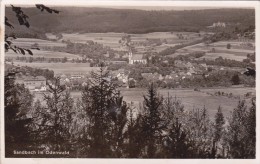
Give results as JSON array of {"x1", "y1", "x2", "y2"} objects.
[{"x1": 5, "y1": 6, "x2": 255, "y2": 35}]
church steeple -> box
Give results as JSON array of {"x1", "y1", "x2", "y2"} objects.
[{"x1": 128, "y1": 50, "x2": 133, "y2": 64}]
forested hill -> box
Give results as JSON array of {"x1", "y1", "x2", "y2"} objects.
[{"x1": 5, "y1": 7, "x2": 255, "y2": 34}]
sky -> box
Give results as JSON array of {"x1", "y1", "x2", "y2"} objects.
[
  {"x1": 5, "y1": 4, "x2": 253, "y2": 11},
  {"x1": 90, "y1": 6, "x2": 228, "y2": 10}
]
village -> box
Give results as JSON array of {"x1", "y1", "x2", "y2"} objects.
[
  {"x1": 13, "y1": 51, "x2": 246, "y2": 93},
  {"x1": 4, "y1": 5, "x2": 257, "y2": 159}
]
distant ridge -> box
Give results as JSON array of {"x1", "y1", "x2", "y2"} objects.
[{"x1": 5, "y1": 7, "x2": 255, "y2": 34}]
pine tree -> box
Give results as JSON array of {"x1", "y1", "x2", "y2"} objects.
[
  {"x1": 124, "y1": 107, "x2": 144, "y2": 158},
  {"x1": 163, "y1": 118, "x2": 194, "y2": 158},
  {"x1": 109, "y1": 91, "x2": 128, "y2": 157},
  {"x1": 140, "y1": 83, "x2": 165, "y2": 158},
  {"x1": 226, "y1": 100, "x2": 251, "y2": 158},
  {"x1": 186, "y1": 106, "x2": 215, "y2": 158},
  {"x1": 80, "y1": 63, "x2": 128, "y2": 157},
  {"x1": 163, "y1": 93, "x2": 185, "y2": 126},
  {"x1": 244, "y1": 98, "x2": 256, "y2": 158},
  {"x1": 5, "y1": 73, "x2": 34, "y2": 157},
  {"x1": 214, "y1": 106, "x2": 225, "y2": 142},
  {"x1": 32, "y1": 78, "x2": 74, "y2": 154}
]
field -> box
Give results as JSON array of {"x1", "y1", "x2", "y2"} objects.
[
  {"x1": 33, "y1": 87, "x2": 255, "y2": 120},
  {"x1": 119, "y1": 87, "x2": 255, "y2": 118},
  {"x1": 175, "y1": 41, "x2": 255, "y2": 61},
  {"x1": 57, "y1": 33, "x2": 254, "y2": 62},
  {"x1": 58, "y1": 32, "x2": 202, "y2": 51},
  {"x1": 11, "y1": 38, "x2": 66, "y2": 49},
  {"x1": 12, "y1": 62, "x2": 99, "y2": 75},
  {"x1": 6, "y1": 50, "x2": 82, "y2": 60}
]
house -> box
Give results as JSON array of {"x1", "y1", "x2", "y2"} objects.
[
  {"x1": 60, "y1": 77, "x2": 70, "y2": 85},
  {"x1": 128, "y1": 51, "x2": 147, "y2": 65},
  {"x1": 174, "y1": 60, "x2": 186, "y2": 68},
  {"x1": 116, "y1": 69, "x2": 129, "y2": 84},
  {"x1": 70, "y1": 74, "x2": 83, "y2": 79},
  {"x1": 207, "y1": 22, "x2": 226, "y2": 28},
  {"x1": 165, "y1": 71, "x2": 179, "y2": 80},
  {"x1": 34, "y1": 85, "x2": 47, "y2": 92},
  {"x1": 111, "y1": 69, "x2": 128, "y2": 83},
  {"x1": 16, "y1": 75, "x2": 47, "y2": 91},
  {"x1": 141, "y1": 72, "x2": 163, "y2": 81},
  {"x1": 200, "y1": 63, "x2": 208, "y2": 69}
]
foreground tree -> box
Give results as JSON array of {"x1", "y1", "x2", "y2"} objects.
[
  {"x1": 214, "y1": 106, "x2": 225, "y2": 142},
  {"x1": 5, "y1": 72, "x2": 34, "y2": 157},
  {"x1": 186, "y1": 107, "x2": 215, "y2": 158},
  {"x1": 139, "y1": 83, "x2": 166, "y2": 158},
  {"x1": 163, "y1": 117, "x2": 195, "y2": 158},
  {"x1": 244, "y1": 98, "x2": 256, "y2": 158},
  {"x1": 79, "y1": 64, "x2": 129, "y2": 157},
  {"x1": 226, "y1": 100, "x2": 246, "y2": 158},
  {"x1": 225, "y1": 99, "x2": 255, "y2": 158},
  {"x1": 124, "y1": 107, "x2": 144, "y2": 157},
  {"x1": 32, "y1": 78, "x2": 74, "y2": 155},
  {"x1": 213, "y1": 106, "x2": 226, "y2": 157}
]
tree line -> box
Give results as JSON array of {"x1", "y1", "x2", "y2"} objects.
[
  {"x1": 6, "y1": 7, "x2": 254, "y2": 34},
  {"x1": 5, "y1": 64, "x2": 255, "y2": 158}
]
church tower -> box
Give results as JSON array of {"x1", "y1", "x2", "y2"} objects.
[{"x1": 128, "y1": 51, "x2": 133, "y2": 64}]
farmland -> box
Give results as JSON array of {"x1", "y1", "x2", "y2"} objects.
[
  {"x1": 11, "y1": 38, "x2": 66, "y2": 49},
  {"x1": 174, "y1": 41, "x2": 255, "y2": 61},
  {"x1": 57, "y1": 32, "x2": 202, "y2": 51},
  {"x1": 6, "y1": 50, "x2": 81, "y2": 60},
  {"x1": 33, "y1": 86, "x2": 255, "y2": 120},
  {"x1": 12, "y1": 62, "x2": 99, "y2": 75},
  {"x1": 120, "y1": 87, "x2": 255, "y2": 118},
  {"x1": 10, "y1": 33, "x2": 254, "y2": 63},
  {"x1": 7, "y1": 32, "x2": 256, "y2": 118},
  {"x1": 56, "y1": 32, "x2": 254, "y2": 62}
]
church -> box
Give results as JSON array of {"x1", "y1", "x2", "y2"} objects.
[{"x1": 128, "y1": 51, "x2": 147, "y2": 65}]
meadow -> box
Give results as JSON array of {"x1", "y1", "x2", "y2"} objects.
[
  {"x1": 58, "y1": 32, "x2": 254, "y2": 62},
  {"x1": 6, "y1": 50, "x2": 81, "y2": 60},
  {"x1": 59, "y1": 32, "x2": 201, "y2": 51},
  {"x1": 12, "y1": 62, "x2": 99, "y2": 75},
  {"x1": 33, "y1": 86, "x2": 255, "y2": 120},
  {"x1": 119, "y1": 87, "x2": 255, "y2": 118},
  {"x1": 175, "y1": 41, "x2": 255, "y2": 61},
  {"x1": 11, "y1": 38, "x2": 66, "y2": 49}
]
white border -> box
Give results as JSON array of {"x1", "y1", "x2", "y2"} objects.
[{"x1": 1, "y1": 1, "x2": 260, "y2": 164}]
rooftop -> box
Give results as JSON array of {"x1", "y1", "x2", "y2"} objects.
[{"x1": 131, "y1": 54, "x2": 145, "y2": 60}]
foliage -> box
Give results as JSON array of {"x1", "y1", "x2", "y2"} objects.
[
  {"x1": 213, "y1": 106, "x2": 225, "y2": 148},
  {"x1": 138, "y1": 83, "x2": 166, "y2": 157},
  {"x1": 185, "y1": 107, "x2": 216, "y2": 158},
  {"x1": 231, "y1": 74, "x2": 240, "y2": 85},
  {"x1": 5, "y1": 72, "x2": 34, "y2": 157},
  {"x1": 31, "y1": 78, "x2": 74, "y2": 155},
  {"x1": 76, "y1": 64, "x2": 129, "y2": 157},
  {"x1": 6, "y1": 7, "x2": 254, "y2": 34},
  {"x1": 225, "y1": 99, "x2": 256, "y2": 158},
  {"x1": 5, "y1": 67, "x2": 256, "y2": 158},
  {"x1": 5, "y1": 5, "x2": 59, "y2": 55},
  {"x1": 226, "y1": 43, "x2": 231, "y2": 49}
]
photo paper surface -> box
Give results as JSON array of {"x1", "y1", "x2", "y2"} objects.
[{"x1": 1, "y1": 1, "x2": 259, "y2": 164}]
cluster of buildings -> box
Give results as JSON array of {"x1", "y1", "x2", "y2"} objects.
[
  {"x1": 207, "y1": 22, "x2": 226, "y2": 28},
  {"x1": 15, "y1": 74, "x2": 47, "y2": 92},
  {"x1": 58, "y1": 74, "x2": 90, "y2": 89},
  {"x1": 111, "y1": 61, "x2": 212, "y2": 87}
]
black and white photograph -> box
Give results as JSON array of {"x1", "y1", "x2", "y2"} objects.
[{"x1": 1, "y1": 0, "x2": 258, "y2": 162}]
